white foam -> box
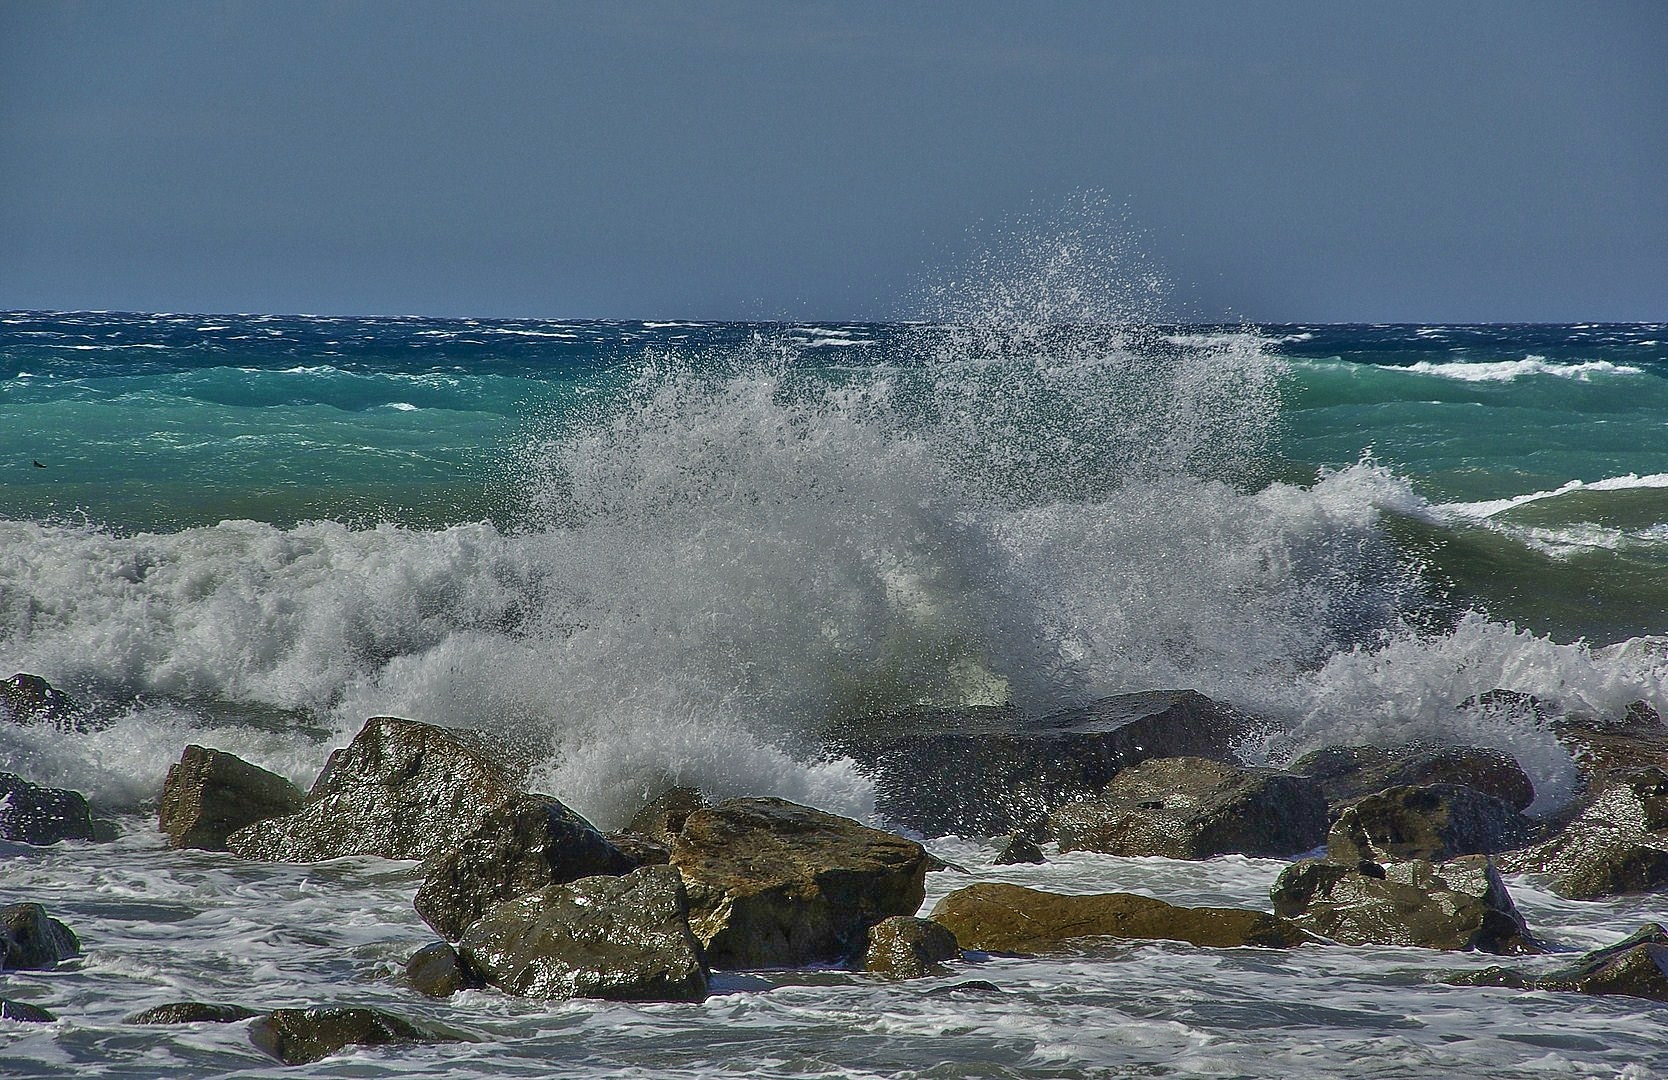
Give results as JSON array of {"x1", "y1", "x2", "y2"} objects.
[
  {"x1": 1433, "y1": 473, "x2": 1668, "y2": 522},
  {"x1": 1401, "y1": 357, "x2": 1644, "y2": 382}
]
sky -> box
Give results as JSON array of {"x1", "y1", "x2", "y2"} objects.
[{"x1": 1, "y1": 1, "x2": 1664, "y2": 323}]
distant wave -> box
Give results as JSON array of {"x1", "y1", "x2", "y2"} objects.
[{"x1": 1401, "y1": 357, "x2": 1645, "y2": 382}]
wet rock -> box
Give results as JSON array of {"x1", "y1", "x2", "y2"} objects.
[
  {"x1": 861, "y1": 916, "x2": 961, "y2": 979},
  {"x1": 830, "y1": 691, "x2": 1252, "y2": 838},
  {"x1": 1452, "y1": 923, "x2": 1668, "y2": 1001},
  {"x1": 605, "y1": 832, "x2": 671, "y2": 867},
  {"x1": 929, "y1": 882, "x2": 1311, "y2": 955},
  {"x1": 1552, "y1": 707, "x2": 1668, "y2": 806},
  {"x1": 158, "y1": 745, "x2": 305, "y2": 851},
  {"x1": 1326, "y1": 783, "x2": 1531, "y2": 864},
  {"x1": 405, "y1": 942, "x2": 483, "y2": 998},
  {"x1": 1, "y1": 903, "x2": 80, "y2": 970},
  {"x1": 1049, "y1": 757, "x2": 1327, "y2": 859},
  {"x1": 125, "y1": 1001, "x2": 259, "y2": 1024},
  {"x1": 1270, "y1": 855, "x2": 1537, "y2": 954},
  {"x1": 625, "y1": 787, "x2": 706, "y2": 845},
  {"x1": 1501, "y1": 767, "x2": 1668, "y2": 899},
  {"x1": 414, "y1": 793, "x2": 634, "y2": 941},
  {"x1": 0, "y1": 673, "x2": 85, "y2": 731},
  {"x1": 1290, "y1": 743, "x2": 1535, "y2": 812},
  {"x1": 669, "y1": 797, "x2": 928, "y2": 969},
  {"x1": 0, "y1": 773, "x2": 95, "y2": 845},
  {"x1": 226, "y1": 717, "x2": 526, "y2": 863},
  {"x1": 0, "y1": 1000, "x2": 56, "y2": 1023},
  {"x1": 992, "y1": 834, "x2": 1046, "y2": 865},
  {"x1": 248, "y1": 1006, "x2": 454, "y2": 1065},
  {"x1": 459, "y1": 865, "x2": 708, "y2": 1001}
]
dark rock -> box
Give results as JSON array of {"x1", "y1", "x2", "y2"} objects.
[
  {"x1": 669, "y1": 797, "x2": 928, "y2": 969},
  {"x1": 1, "y1": 903, "x2": 80, "y2": 970},
  {"x1": 1552, "y1": 708, "x2": 1668, "y2": 806},
  {"x1": 861, "y1": 916, "x2": 961, "y2": 979},
  {"x1": 1270, "y1": 855, "x2": 1537, "y2": 954},
  {"x1": 1289, "y1": 743, "x2": 1535, "y2": 812},
  {"x1": 1049, "y1": 756, "x2": 1327, "y2": 859},
  {"x1": 0, "y1": 999, "x2": 56, "y2": 1023},
  {"x1": 158, "y1": 745, "x2": 305, "y2": 851},
  {"x1": 1453, "y1": 923, "x2": 1668, "y2": 1001},
  {"x1": 414, "y1": 793, "x2": 634, "y2": 941},
  {"x1": 923, "y1": 980, "x2": 1004, "y2": 996},
  {"x1": 459, "y1": 865, "x2": 708, "y2": 1001},
  {"x1": 226, "y1": 716, "x2": 526, "y2": 863},
  {"x1": 830, "y1": 691, "x2": 1253, "y2": 838},
  {"x1": 1501, "y1": 768, "x2": 1668, "y2": 899},
  {"x1": 605, "y1": 832, "x2": 671, "y2": 867},
  {"x1": 625, "y1": 787, "x2": 706, "y2": 846},
  {"x1": 248, "y1": 1006, "x2": 454, "y2": 1065},
  {"x1": 0, "y1": 773, "x2": 95, "y2": 845},
  {"x1": 125, "y1": 1001, "x2": 259, "y2": 1024},
  {"x1": 992, "y1": 834, "x2": 1046, "y2": 865},
  {"x1": 1326, "y1": 783, "x2": 1531, "y2": 864},
  {"x1": 930, "y1": 882, "x2": 1311, "y2": 955},
  {"x1": 405, "y1": 942, "x2": 483, "y2": 998},
  {"x1": 1, "y1": 673, "x2": 84, "y2": 731}
]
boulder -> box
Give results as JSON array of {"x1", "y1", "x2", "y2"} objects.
[
  {"x1": 226, "y1": 717, "x2": 526, "y2": 863},
  {"x1": 1, "y1": 903, "x2": 80, "y2": 970},
  {"x1": 669, "y1": 797, "x2": 928, "y2": 969},
  {"x1": 624, "y1": 787, "x2": 706, "y2": 845},
  {"x1": 405, "y1": 942, "x2": 483, "y2": 999},
  {"x1": 861, "y1": 916, "x2": 961, "y2": 979},
  {"x1": 1501, "y1": 768, "x2": 1668, "y2": 899},
  {"x1": 1326, "y1": 783, "x2": 1531, "y2": 864},
  {"x1": 0, "y1": 1000, "x2": 56, "y2": 1023},
  {"x1": 1, "y1": 673, "x2": 84, "y2": 731},
  {"x1": 929, "y1": 882, "x2": 1310, "y2": 955},
  {"x1": 414, "y1": 793, "x2": 634, "y2": 941},
  {"x1": 125, "y1": 1001, "x2": 259, "y2": 1024},
  {"x1": 606, "y1": 833, "x2": 671, "y2": 867},
  {"x1": 1289, "y1": 743, "x2": 1535, "y2": 812},
  {"x1": 458, "y1": 866, "x2": 708, "y2": 1002},
  {"x1": 248, "y1": 1006, "x2": 455, "y2": 1066},
  {"x1": 992, "y1": 834, "x2": 1046, "y2": 865},
  {"x1": 158, "y1": 745, "x2": 305, "y2": 851},
  {"x1": 1552, "y1": 707, "x2": 1668, "y2": 805},
  {"x1": 1453, "y1": 923, "x2": 1668, "y2": 1001},
  {"x1": 1270, "y1": 855, "x2": 1537, "y2": 954},
  {"x1": 1048, "y1": 757, "x2": 1327, "y2": 859},
  {"x1": 0, "y1": 773, "x2": 95, "y2": 845},
  {"x1": 829, "y1": 691, "x2": 1251, "y2": 837}
]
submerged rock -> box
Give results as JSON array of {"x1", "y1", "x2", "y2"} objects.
[
  {"x1": 1326, "y1": 783, "x2": 1530, "y2": 865},
  {"x1": 929, "y1": 882, "x2": 1311, "y2": 955},
  {"x1": 0, "y1": 673, "x2": 85, "y2": 731},
  {"x1": 0, "y1": 773, "x2": 95, "y2": 845},
  {"x1": 0, "y1": 999, "x2": 56, "y2": 1023},
  {"x1": 831, "y1": 691, "x2": 1252, "y2": 837},
  {"x1": 1049, "y1": 756, "x2": 1327, "y2": 859},
  {"x1": 1502, "y1": 767, "x2": 1668, "y2": 899},
  {"x1": 861, "y1": 916, "x2": 961, "y2": 979},
  {"x1": 669, "y1": 797, "x2": 928, "y2": 969},
  {"x1": 1289, "y1": 743, "x2": 1536, "y2": 812},
  {"x1": 248, "y1": 1006, "x2": 455, "y2": 1065},
  {"x1": 158, "y1": 745, "x2": 305, "y2": 851},
  {"x1": 1, "y1": 903, "x2": 80, "y2": 970},
  {"x1": 1453, "y1": 923, "x2": 1668, "y2": 1002},
  {"x1": 125, "y1": 1001, "x2": 259, "y2": 1024},
  {"x1": 459, "y1": 866, "x2": 708, "y2": 1002},
  {"x1": 405, "y1": 942, "x2": 483, "y2": 999}
]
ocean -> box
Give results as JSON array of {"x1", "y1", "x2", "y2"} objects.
[{"x1": 3, "y1": 308, "x2": 1668, "y2": 1077}]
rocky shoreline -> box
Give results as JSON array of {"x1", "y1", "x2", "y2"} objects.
[{"x1": 5, "y1": 672, "x2": 1668, "y2": 1065}]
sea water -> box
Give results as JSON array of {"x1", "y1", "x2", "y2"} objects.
[{"x1": 3, "y1": 302, "x2": 1668, "y2": 1076}]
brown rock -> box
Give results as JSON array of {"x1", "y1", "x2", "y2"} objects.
[
  {"x1": 248, "y1": 1006, "x2": 454, "y2": 1065},
  {"x1": 1326, "y1": 783, "x2": 1530, "y2": 864},
  {"x1": 1502, "y1": 768, "x2": 1668, "y2": 899},
  {"x1": 861, "y1": 916, "x2": 961, "y2": 978},
  {"x1": 1454, "y1": 923, "x2": 1668, "y2": 1001},
  {"x1": 1, "y1": 903, "x2": 79, "y2": 970},
  {"x1": 158, "y1": 745, "x2": 304, "y2": 850},
  {"x1": 1290, "y1": 743, "x2": 1535, "y2": 812}
]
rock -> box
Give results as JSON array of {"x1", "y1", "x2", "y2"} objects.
[
  {"x1": 929, "y1": 882, "x2": 1311, "y2": 955},
  {"x1": 1270, "y1": 855, "x2": 1537, "y2": 954},
  {"x1": 0, "y1": 773, "x2": 95, "y2": 845},
  {"x1": 414, "y1": 793, "x2": 634, "y2": 941},
  {"x1": 248, "y1": 1006, "x2": 454, "y2": 1066},
  {"x1": 1, "y1": 903, "x2": 80, "y2": 970},
  {"x1": 1501, "y1": 768, "x2": 1668, "y2": 899},
  {"x1": 458, "y1": 866, "x2": 708, "y2": 1002},
  {"x1": 1326, "y1": 783, "x2": 1531, "y2": 864},
  {"x1": 625, "y1": 787, "x2": 706, "y2": 845},
  {"x1": 1552, "y1": 708, "x2": 1668, "y2": 805},
  {"x1": 1, "y1": 673, "x2": 84, "y2": 731},
  {"x1": 0, "y1": 1000, "x2": 56, "y2": 1023},
  {"x1": 158, "y1": 745, "x2": 305, "y2": 851},
  {"x1": 1453, "y1": 923, "x2": 1668, "y2": 1001},
  {"x1": 830, "y1": 691, "x2": 1252, "y2": 837},
  {"x1": 669, "y1": 797, "x2": 928, "y2": 969},
  {"x1": 1289, "y1": 743, "x2": 1535, "y2": 812},
  {"x1": 405, "y1": 942, "x2": 482, "y2": 998},
  {"x1": 861, "y1": 916, "x2": 961, "y2": 978},
  {"x1": 1049, "y1": 757, "x2": 1327, "y2": 859},
  {"x1": 125, "y1": 1001, "x2": 259, "y2": 1024},
  {"x1": 605, "y1": 833, "x2": 671, "y2": 867},
  {"x1": 226, "y1": 716, "x2": 527, "y2": 863},
  {"x1": 992, "y1": 834, "x2": 1046, "y2": 865}
]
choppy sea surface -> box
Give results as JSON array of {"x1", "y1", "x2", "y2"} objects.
[{"x1": 4, "y1": 308, "x2": 1668, "y2": 1076}]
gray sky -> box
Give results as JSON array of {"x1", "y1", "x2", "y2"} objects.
[{"x1": 2, "y1": 1, "x2": 1664, "y2": 322}]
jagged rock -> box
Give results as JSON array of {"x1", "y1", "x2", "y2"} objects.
[
  {"x1": 0, "y1": 673, "x2": 84, "y2": 731},
  {"x1": 1452, "y1": 923, "x2": 1668, "y2": 1001},
  {"x1": 0, "y1": 773, "x2": 95, "y2": 845},
  {"x1": 1501, "y1": 768, "x2": 1668, "y2": 899},
  {"x1": 405, "y1": 942, "x2": 483, "y2": 998},
  {"x1": 861, "y1": 916, "x2": 961, "y2": 978},
  {"x1": 1, "y1": 903, "x2": 80, "y2": 970},
  {"x1": 1552, "y1": 707, "x2": 1668, "y2": 806},
  {"x1": 669, "y1": 797, "x2": 928, "y2": 969},
  {"x1": 248, "y1": 1006, "x2": 454, "y2": 1065},
  {"x1": 1049, "y1": 757, "x2": 1327, "y2": 859},
  {"x1": 0, "y1": 1000, "x2": 56, "y2": 1023},
  {"x1": 125, "y1": 1001, "x2": 259, "y2": 1024},
  {"x1": 1270, "y1": 855, "x2": 1537, "y2": 954},
  {"x1": 1290, "y1": 743, "x2": 1535, "y2": 812},
  {"x1": 458, "y1": 866, "x2": 707, "y2": 1001},
  {"x1": 992, "y1": 834, "x2": 1046, "y2": 865},
  {"x1": 226, "y1": 717, "x2": 526, "y2": 863},
  {"x1": 414, "y1": 793, "x2": 634, "y2": 941},
  {"x1": 606, "y1": 833, "x2": 671, "y2": 867},
  {"x1": 830, "y1": 691, "x2": 1252, "y2": 837},
  {"x1": 1326, "y1": 783, "x2": 1531, "y2": 864},
  {"x1": 625, "y1": 787, "x2": 706, "y2": 845},
  {"x1": 158, "y1": 745, "x2": 305, "y2": 851},
  {"x1": 930, "y1": 882, "x2": 1311, "y2": 955}
]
